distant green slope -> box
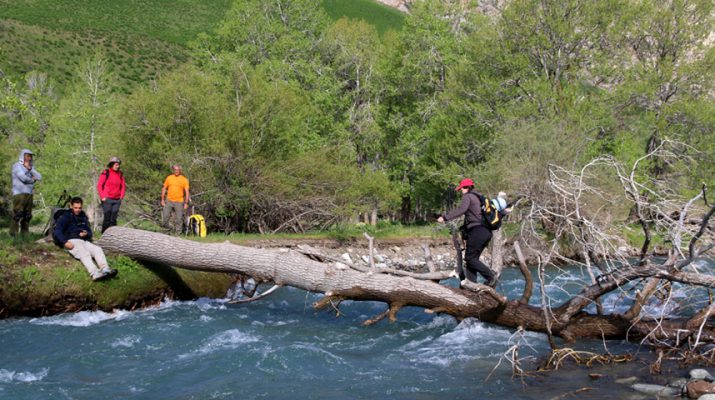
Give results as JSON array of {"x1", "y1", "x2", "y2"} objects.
[
  {"x1": 323, "y1": 0, "x2": 405, "y2": 34},
  {"x1": 0, "y1": 0, "x2": 404, "y2": 91},
  {"x1": 0, "y1": 19, "x2": 186, "y2": 93},
  {"x1": 0, "y1": 0, "x2": 233, "y2": 46}
]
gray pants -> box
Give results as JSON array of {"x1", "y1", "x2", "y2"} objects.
[
  {"x1": 67, "y1": 239, "x2": 109, "y2": 278},
  {"x1": 162, "y1": 201, "x2": 184, "y2": 233}
]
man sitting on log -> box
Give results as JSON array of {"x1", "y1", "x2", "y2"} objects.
[{"x1": 53, "y1": 196, "x2": 117, "y2": 281}]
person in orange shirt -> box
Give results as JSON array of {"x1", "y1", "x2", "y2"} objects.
[{"x1": 161, "y1": 164, "x2": 190, "y2": 234}]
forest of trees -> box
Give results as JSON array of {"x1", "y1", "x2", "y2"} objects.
[{"x1": 1, "y1": 0, "x2": 713, "y2": 236}]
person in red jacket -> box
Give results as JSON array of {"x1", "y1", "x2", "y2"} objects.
[{"x1": 97, "y1": 156, "x2": 126, "y2": 233}]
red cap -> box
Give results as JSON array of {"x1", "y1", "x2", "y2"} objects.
[{"x1": 455, "y1": 178, "x2": 474, "y2": 191}]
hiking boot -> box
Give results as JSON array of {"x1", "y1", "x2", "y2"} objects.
[
  {"x1": 92, "y1": 271, "x2": 106, "y2": 281},
  {"x1": 486, "y1": 277, "x2": 498, "y2": 288},
  {"x1": 92, "y1": 268, "x2": 118, "y2": 281}
]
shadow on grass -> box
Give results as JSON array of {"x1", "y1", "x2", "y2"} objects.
[{"x1": 140, "y1": 261, "x2": 197, "y2": 300}]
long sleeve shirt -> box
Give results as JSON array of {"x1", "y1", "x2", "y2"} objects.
[{"x1": 443, "y1": 191, "x2": 483, "y2": 229}]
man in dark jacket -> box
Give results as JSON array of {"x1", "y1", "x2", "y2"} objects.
[
  {"x1": 53, "y1": 197, "x2": 117, "y2": 281},
  {"x1": 437, "y1": 178, "x2": 497, "y2": 287}
]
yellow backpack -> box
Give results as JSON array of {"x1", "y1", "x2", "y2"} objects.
[{"x1": 186, "y1": 214, "x2": 207, "y2": 237}]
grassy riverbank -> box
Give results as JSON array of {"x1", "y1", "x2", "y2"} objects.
[
  {"x1": 0, "y1": 219, "x2": 454, "y2": 318},
  {"x1": 0, "y1": 216, "x2": 659, "y2": 319},
  {"x1": 0, "y1": 231, "x2": 233, "y2": 318}
]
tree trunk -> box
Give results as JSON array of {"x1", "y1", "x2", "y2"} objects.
[
  {"x1": 490, "y1": 229, "x2": 505, "y2": 277},
  {"x1": 98, "y1": 227, "x2": 715, "y2": 344}
]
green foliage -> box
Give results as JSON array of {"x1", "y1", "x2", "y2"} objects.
[
  {"x1": 215, "y1": 0, "x2": 330, "y2": 66},
  {"x1": 0, "y1": 70, "x2": 57, "y2": 215},
  {"x1": 380, "y1": 1, "x2": 481, "y2": 217},
  {"x1": 40, "y1": 53, "x2": 118, "y2": 227},
  {"x1": 2, "y1": 0, "x2": 713, "y2": 237}
]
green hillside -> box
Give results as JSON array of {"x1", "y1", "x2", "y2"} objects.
[
  {"x1": 322, "y1": 0, "x2": 405, "y2": 35},
  {"x1": 0, "y1": 19, "x2": 186, "y2": 93},
  {"x1": 0, "y1": 0, "x2": 234, "y2": 45},
  {"x1": 0, "y1": 0, "x2": 404, "y2": 91}
]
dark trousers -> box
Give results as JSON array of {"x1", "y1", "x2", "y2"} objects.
[
  {"x1": 101, "y1": 198, "x2": 122, "y2": 233},
  {"x1": 10, "y1": 194, "x2": 33, "y2": 236},
  {"x1": 464, "y1": 225, "x2": 494, "y2": 283}
]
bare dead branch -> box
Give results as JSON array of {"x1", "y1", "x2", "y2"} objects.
[
  {"x1": 513, "y1": 241, "x2": 533, "y2": 304},
  {"x1": 363, "y1": 232, "x2": 376, "y2": 273},
  {"x1": 227, "y1": 284, "x2": 282, "y2": 304},
  {"x1": 688, "y1": 202, "x2": 715, "y2": 262},
  {"x1": 363, "y1": 309, "x2": 390, "y2": 326},
  {"x1": 421, "y1": 243, "x2": 436, "y2": 273},
  {"x1": 538, "y1": 260, "x2": 557, "y2": 349}
]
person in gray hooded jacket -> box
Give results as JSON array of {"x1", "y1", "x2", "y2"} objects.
[{"x1": 10, "y1": 149, "x2": 42, "y2": 236}]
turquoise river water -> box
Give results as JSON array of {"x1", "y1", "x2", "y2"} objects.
[{"x1": 2, "y1": 260, "x2": 712, "y2": 399}]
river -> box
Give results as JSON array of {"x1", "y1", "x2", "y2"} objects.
[{"x1": 2, "y1": 261, "x2": 712, "y2": 399}]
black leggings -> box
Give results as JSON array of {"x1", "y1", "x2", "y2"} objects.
[
  {"x1": 464, "y1": 225, "x2": 494, "y2": 283},
  {"x1": 101, "y1": 199, "x2": 122, "y2": 233}
]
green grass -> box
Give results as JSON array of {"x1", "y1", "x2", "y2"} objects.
[
  {"x1": 0, "y1": 0, "x2": 404, "y2": 92},
  {"x1": 0, "y1": 231, "x2": 232, "y2": 316},
  {"x1": 0, "y1": 19, "x2": 186, "y2": 93},
  {"x1": 0, "y1": 0, "x2": 234, "y2": 46},
  {"x1": 322, "y1": 0, "x2": 405, "y2": 35},
  {"x1": 620, "y1": 224, "x2": 666, "y2": 250}
]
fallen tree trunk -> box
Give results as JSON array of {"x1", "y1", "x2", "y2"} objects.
[{"x1": 98, "y1": 227, "x2": 715, "y2": 344}]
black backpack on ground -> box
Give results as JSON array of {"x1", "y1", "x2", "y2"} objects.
[{"x1": 43, "y1": 190, "x2": 72, "y2": 246}]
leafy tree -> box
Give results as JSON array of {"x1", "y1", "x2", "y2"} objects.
[
  {"x1": 607, "y1": 0, "x2": 714, "y2": 184},
  {"x1": 41, "y1": 53, "x2": 117, "y2": 228},
  {"x1": 1, "y1": 70, "x2": 57, "y2": 217},
  {"x1": 323, "y1": 18, "x2": 385, "y2": 169},
  {"x1": 381, "y1": 0, "x2": 476, "y2": 221},
  {"x1": 215, "y1": 0, "x2": 329, "y2": 67},
  {"x1": 119, "y1": 63, "x2": 380, "y2": 232}
]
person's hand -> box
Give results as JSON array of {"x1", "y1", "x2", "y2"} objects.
[
  {"x1": 64, "y1": 242, "x2": 74, "y2": 250},
  {"x1": 79, "y1": 230, "x2": 88, "y2": 238},
  {"x1": 101, "y1": 197, "x2": 106, "y2": 202},
  {"x1": 437, "y1": 216, "x2": 445, "y2": 224},
  {"x1": 161, "y1": 200, "x2": 165, "y2": 207},
  {"x1": 183, "y1": 203, "x2": 188, "y2": 210}
]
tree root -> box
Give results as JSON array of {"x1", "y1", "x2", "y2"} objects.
[
  {"x1": 363, "y1": 302, "x2": 405, "y2": 326},
  {"x1": 313, "y1": 294, "x2": 345, "y2": 314}
]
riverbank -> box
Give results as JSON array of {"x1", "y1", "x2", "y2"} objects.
[
  {"x1": 0, "y1": 234, "x2": 234, "y2": 318},
  {"x1": 0, "y1": 229, "x2": 648, "y2": 319}
]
